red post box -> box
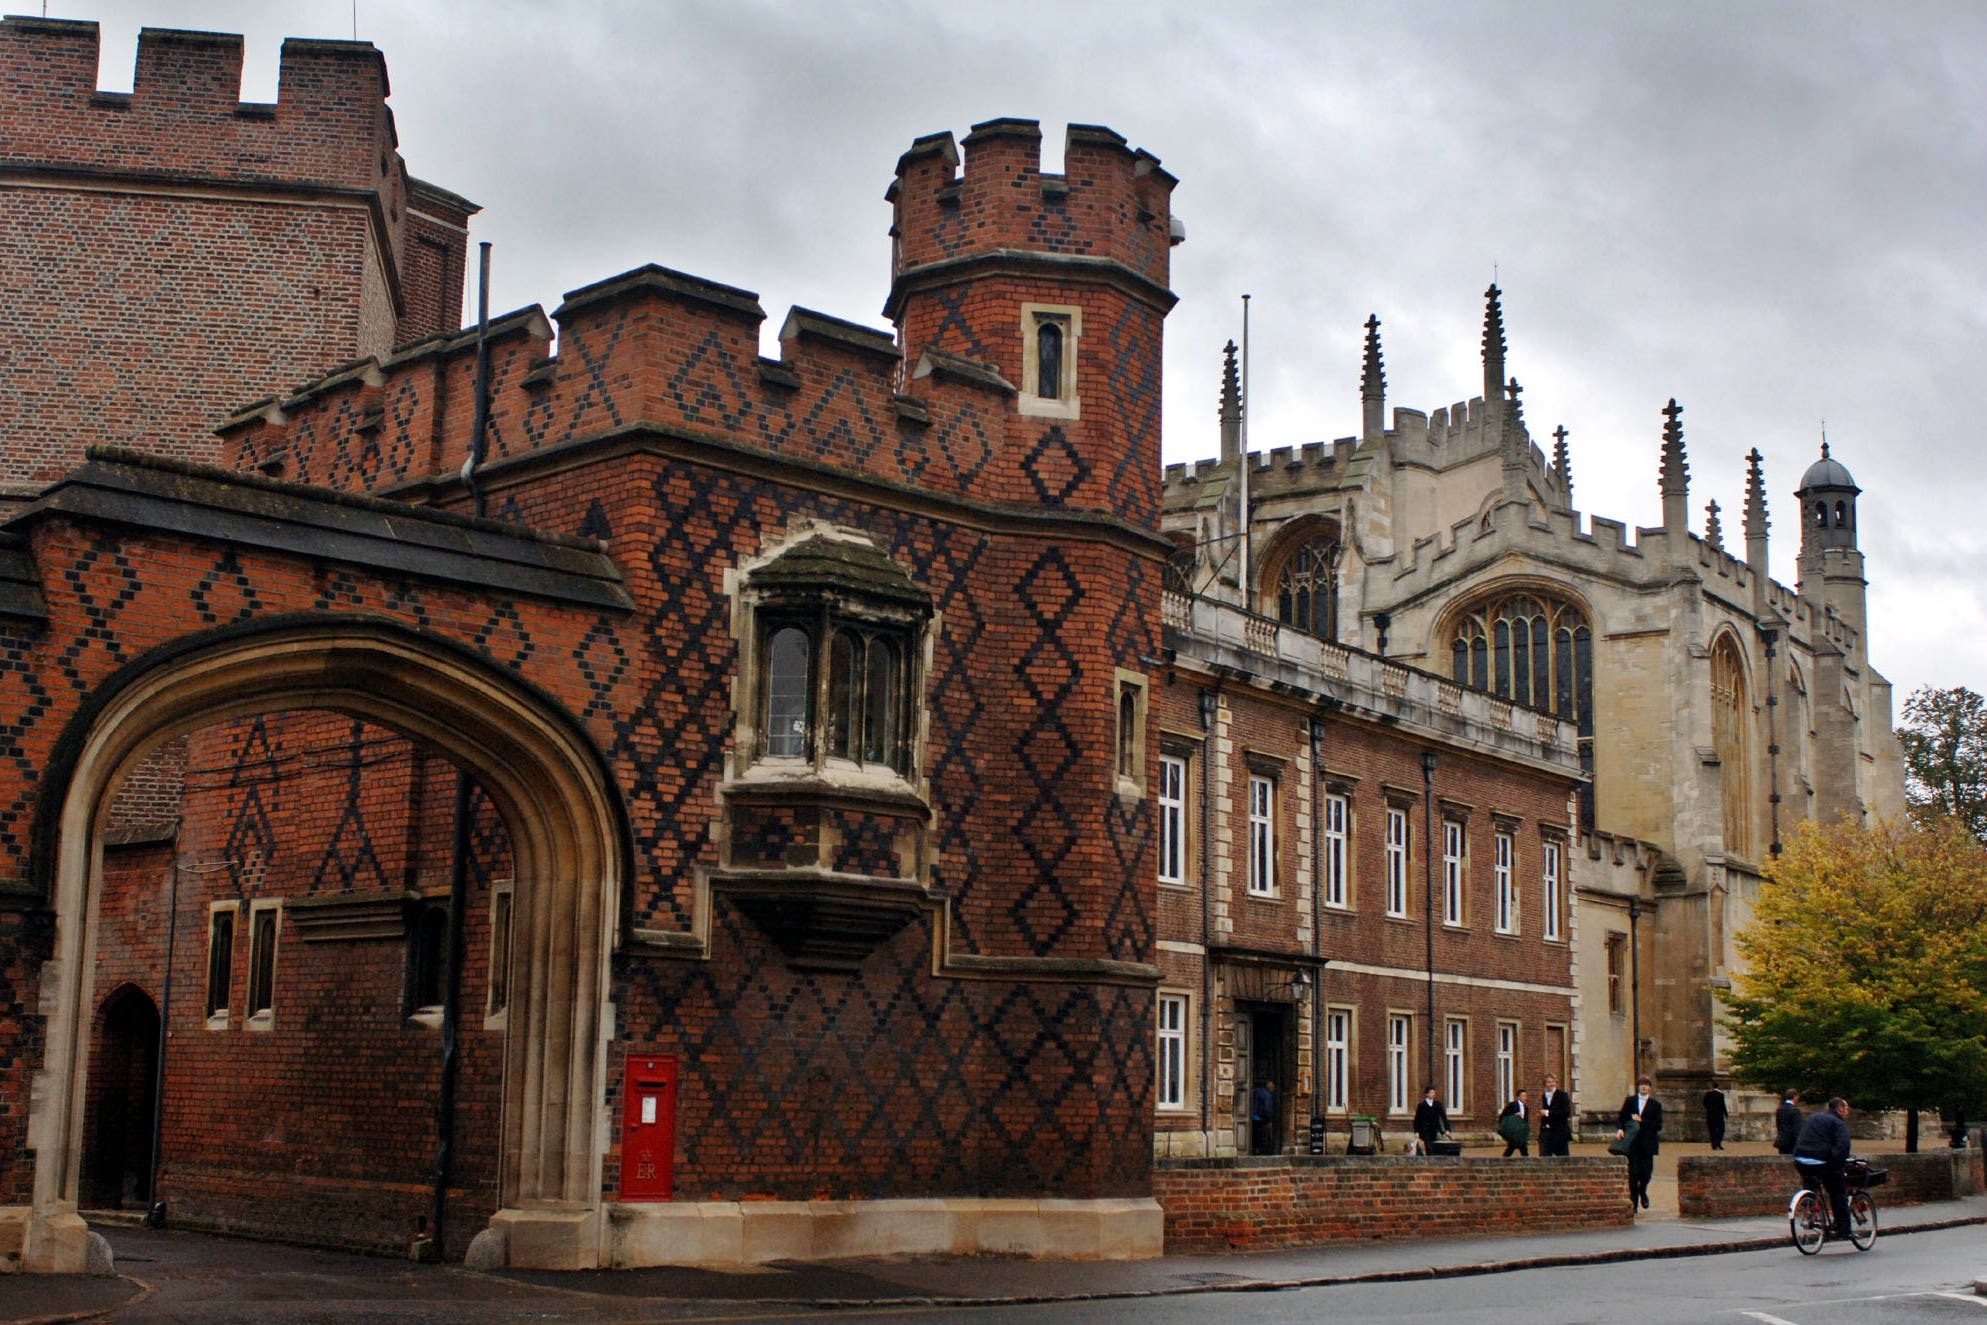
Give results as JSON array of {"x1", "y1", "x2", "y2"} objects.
[{"x1": 619, "y1": 1055, "x2": 677, "y2": 1201}]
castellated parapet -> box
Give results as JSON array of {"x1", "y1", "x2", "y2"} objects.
[
  {"x1": 886, "y1": 119, "x2": 1176, "y2": 294},
  {"x1": 219, "y1": 259, "x2": 1108, "y2": 518},
  {"x1": 0, "y1": 17, "x2": 473, "y2": 494},
  {"x1": 1163, "y1": 395, "x2": 1566, "y2": 513},
  {"x1": 1, "y1": 18, "x2": 408, "y2": 242}
]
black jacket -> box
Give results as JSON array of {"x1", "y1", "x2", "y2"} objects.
[
  {"x1": 1775, "y1": 1099, "x2": 1803, "y2": 1153},
  {"x1": 1617, "y1": 1093, "x2": 1662, "y2": 1156},
  {"x1": 1794, "y1": 1109, "x2": 1852, "y2": 1164},
  {"x1": 1413, "y1": 1098, "x2": 1449, "y2": 1143},
  {"x1": 1702, "y1": 1088, "x2": 1728, "y2": 1123},
  {"x1": 1539, "y1": 1088, "x2": 1573, "y2": 1140}
]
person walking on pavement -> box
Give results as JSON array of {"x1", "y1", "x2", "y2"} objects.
[
  {"x1": 1413, "y1": 1086, "x2": 1450, "y2": 1156},
  {"x1": 1615, "y1": 1075, "x2": 1663, "y2": 1210},
  {"x1": 1702, "y1": 1081, "x2": 1729, "y2": 1150},
  {"x1": 1793, "y1": 1096, "x2": 1855, "y2": 1239},
  {"x1": 1498, "y1": 1089, "x2": 1532, "y2": 1157},
  {"x1": 1539, "y1": 1074, "x2": 1573, "y2": 1157},
  {"x1": 1775, "y1": 1089, "x2": 1803, "y2": 1155}
]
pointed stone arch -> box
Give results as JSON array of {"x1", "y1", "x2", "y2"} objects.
[{"x1": 19, "y1": 617, "x2": 626, "y2": 1271}]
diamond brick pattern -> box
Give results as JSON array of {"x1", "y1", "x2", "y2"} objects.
[{"x1": 1, "y1": 99, "x2": 1172, "y2": 1237}]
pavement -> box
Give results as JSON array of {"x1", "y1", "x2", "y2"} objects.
[{"x1": 4, "y1": 1142, "x2": 1983, "y2": 1322}]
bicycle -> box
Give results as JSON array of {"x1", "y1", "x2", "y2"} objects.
[{"x1": 1788, "y1": 1156, "x2": 1885, "y2": 1254}]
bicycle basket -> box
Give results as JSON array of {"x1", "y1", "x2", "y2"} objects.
[{"x1": 1845, "y1": 1159, "x2": 1889, "y2": 1188}]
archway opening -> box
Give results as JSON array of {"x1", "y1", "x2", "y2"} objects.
[
  {"x1": 31, "y1": 622, "x2": 624, "y2": 1271},
  {"x1": 80, "y1": 707, "x2": 517, "y2": 1257}
]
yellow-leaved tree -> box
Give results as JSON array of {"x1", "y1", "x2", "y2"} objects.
[{"x1": 1726, "y1": 819, "x2": 1987, "y2": 1149}]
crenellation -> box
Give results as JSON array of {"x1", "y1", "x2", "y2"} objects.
[
  {"x1": 778, "y1": 307, "x2": 900, "y2": 368},
  {"x1": 1589, "y1": 516, "x2": 1629, "y2": 550},
  {"x1": 1, "y1": 16, "x2": 474, "y2": 495},
  {"x1": 889, "y1": 118, "x2": 1174, "y2": 298},
  {"x1": 0, "y1": 16, "x2": 98, "y2": 103},
  {"x1": 0, "y1": 19, "x2": 393, "y2": 194},
  {"x1": 1392, "y1": 407, "x2": 1428, "y2": 450},
  {"x1": 133, "y1": 27, "x2": 245, "y2": 114}
]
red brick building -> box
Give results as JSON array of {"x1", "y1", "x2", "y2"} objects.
[
  {"x1": 1149, "y1": 351, "x2": 1583, "y2": 1159},
  {"x1": 0, "y1": 19, "x2": 1182, "y2": 1272},
  {"x1": 0, "y1": 20, "x2": 1585, "y2": 1277}
]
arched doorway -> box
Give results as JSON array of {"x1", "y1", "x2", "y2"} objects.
[
  {"x1": 81, "y1": 985, "x2": 158, "y2": 1210},
  {"x1": 23, "y1": 619, "x2": 627, "y2": 1272}
]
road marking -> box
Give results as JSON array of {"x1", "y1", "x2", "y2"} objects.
[
  {"x1": 1929, "y1": 1291, "x2": 1987, "y2": 1309},
  {"x1": 1741, "y1": 1313, "x2": 1803, "y2": 1325}
]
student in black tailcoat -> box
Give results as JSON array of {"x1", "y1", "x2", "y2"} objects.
[
  {"x1": 1538, "y1": 1073, "x2": 1573, "y2": 1157},
  {"x1": 1615, "y1": 1074, "x2": 1663, "y2": 1210},
  {"x1": 1775, "y1": 1089, "x2": 1803, "y2": 1154},
  {"x1": 1702, "y1": 1082, "x2": 1729, "y2": 1150},
  {"x1": 1413, "y1": 1087, "x2": 1449, "y2": 1155}
]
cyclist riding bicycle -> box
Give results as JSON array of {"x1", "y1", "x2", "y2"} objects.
[{"x1": 1792, "y1": 1096, "x2": 1853, "y2": 1238}]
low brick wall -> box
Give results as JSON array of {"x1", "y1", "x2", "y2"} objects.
[
  {"x1": 1677, "y1": 1149, "x2": 1986, "y2": 1219},
  {"x1": 1153, "y1": 1156, "x2": 1631, "y2": 1253}
]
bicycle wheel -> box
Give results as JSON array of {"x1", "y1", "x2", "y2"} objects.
[
  {"x1": 1790, "y1": 1189, "x2": 1826, "y2": 1255},
  {"x1": 1847, "y1": 1192, "x2": 1877, "y2": 1250}
]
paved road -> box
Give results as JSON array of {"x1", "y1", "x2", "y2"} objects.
[
  {"x1": 807, "y1": 1227, "x2": 1987, "y2": 1324},
  {"x1": 3, "y1": 1161, "x2": 1978, "y2": 1325}
]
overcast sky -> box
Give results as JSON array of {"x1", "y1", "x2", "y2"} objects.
[{"x1": 58, "y1": 1, "x2": 1987, "y2": 708}]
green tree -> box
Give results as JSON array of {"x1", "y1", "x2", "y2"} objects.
[
  {"x1": 1725, "y1": 819, "x2": 1987, "y2": 1149},
  {"x1": 1898, "y1": 685, "x2": 1987, "y2": 844}
]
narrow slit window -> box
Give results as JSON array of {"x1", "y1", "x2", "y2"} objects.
[
  {"x1": 246, "y1": 904, "x2": 279, "y2": 1021},
  {"x1": 1037, "y1": 318, "x2": 1063, "y2": 400},
  {"x1": 488, "y1": 888, "x2": 514, "y2": 1018},
  {"x1": 205, "y1": 908, "x2": 235, "y2": 1023},
  {"x1": 409, "y1": 903, "x2": 450, "y2": 1015}
]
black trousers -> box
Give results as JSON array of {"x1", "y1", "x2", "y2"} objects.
[
  {"x1": 1799, "y1": 1160, "x2": 1851, "y2": 1236},
  {"x1": 1540, "y1": 1131, "x2": 1570, "y2": 1157},
  {"x1": 1707, "y1": 1117, "x2": 1726, "y2": 1149},
  {"x1": 1627, "y1": 1151, "x2": 1655, "y2": 1200}
]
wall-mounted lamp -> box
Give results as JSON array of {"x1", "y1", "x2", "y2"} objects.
[
  {"x1": 1291, "y1": 969, "x2": 1313, "y2": 994},
  {"x1": 1198, "y1": 688, "x2": 1219, "y2": 731}
]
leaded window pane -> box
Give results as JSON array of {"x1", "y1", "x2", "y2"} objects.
[
  {"x1": 827, "y1": 631, "x2": 859, "y2": 760},
  {"x1": 1037, "y1": 320, "x2": 1063, "y2": 400},
  {"x1": 764, "y1": 627, "x2": 811, "y2": 757}
]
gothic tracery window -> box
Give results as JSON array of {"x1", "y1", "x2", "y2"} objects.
[
  {"x1": 1448, "y1": 592, "x2": 1591, "y2": 720},
  {"x1": 1710, "y1": 634, "x2": 1753, "y2": 859},
  {"x1": 1448, "y1": 589, "x2": 1595, "y2": 823},
  {"x1": 1272, "y1": 534, "x2": 1339, "y2": 640}
]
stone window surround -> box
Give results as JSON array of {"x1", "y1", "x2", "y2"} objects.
[{"x1": 1018, "y1": 301, "x2": 1082, "y2": 420}]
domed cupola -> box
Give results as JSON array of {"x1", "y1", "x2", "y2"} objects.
[{"x1": 1796, "y1": 440, "x2": 1859, "y2": 553}]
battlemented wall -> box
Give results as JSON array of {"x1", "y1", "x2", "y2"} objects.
[{"x1": 0, "y1": 18, "x2": 472, "y2": 497}]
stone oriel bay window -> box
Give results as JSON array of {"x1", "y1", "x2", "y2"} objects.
[{"x1": 719, "y1": 530, "x2": 939, "y2": 970}]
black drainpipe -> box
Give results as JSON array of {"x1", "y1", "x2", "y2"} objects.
[
  {"x1": 1421, "y1": 748, "x2": 1437, "y2": 1094},
  {"x1": 146, "y1": 860, "x2": 182, "y2": 1226},
  {"x1": 1762, "y1": 626, "x2": 1783, "y2": 859},
  {"x1": 430, "y1": 243, "x2": 493, "y2": 1259},
  {"x1": 1309, "y1": 716, "x2": 1324, "y2": 1127},
  {"x1": 1628, "y1": 896, "x2": 1644, "y2": 1082}
]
